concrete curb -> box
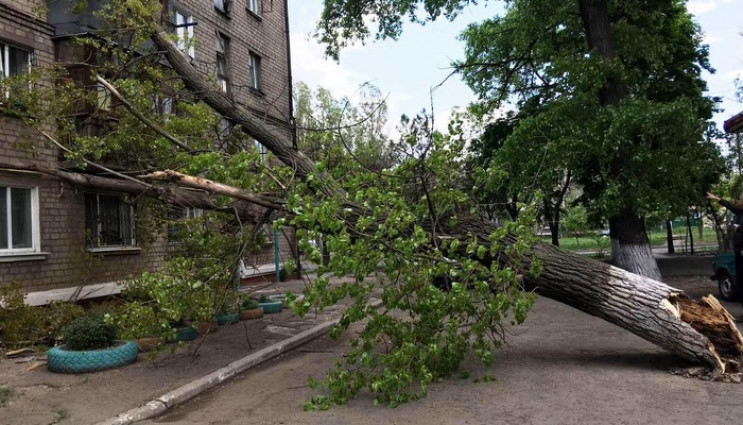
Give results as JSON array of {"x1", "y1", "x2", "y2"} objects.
[{"x1": 96, "y1": 299, "x2": 382, "y2": 425}]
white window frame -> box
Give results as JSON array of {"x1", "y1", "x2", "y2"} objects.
[
  {"x1": 0, "y1": 186, "x2": 41, "y2": 256},
  {"x1": 85, "y1": 193, "x2": 137, "y2": 250},
  {"x1": 174, "y1": 11, "x2": 195, "y2": 59},
  {"x1": 216, "y1": 33, "x2": 230, "y2": 93},
  {"x1": 248, "y1": 53, "x2": 260, "y2": 91},
  {"x1": 254, "y1": 139, "x2": 266, "y2": 163},
  {"x1": 0, "y1": 42, "x2": 32, "y2": 98},
  {"x1": 247, "y1": 0, "x2": 260, "y2": 15}
]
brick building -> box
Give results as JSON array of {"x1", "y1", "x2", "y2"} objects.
[{"x1": 0, "y1": 0, "x2": 295, "y2": 303}]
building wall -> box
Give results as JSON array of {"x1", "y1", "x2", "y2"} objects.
[
  {"x1": 0, "y1": 0, "x2": 293, "y2": 294},
  {"x1": 175, "y1": 0, "x2": 293, "y2": 131}
]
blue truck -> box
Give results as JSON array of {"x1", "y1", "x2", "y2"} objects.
[{"x1": 711, "y1": 252, "x2": 737, "y2": 301}]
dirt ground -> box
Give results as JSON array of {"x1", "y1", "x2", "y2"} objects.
[
  {"x1": 0, "y1": 265, "x2": 737, "y2": 425},
  {"x1": 0, "y1": 278, "x2": 352, "y2": 425},
  {"x1": 143, "y1": 273, "x2": 743, "y2": 425}
]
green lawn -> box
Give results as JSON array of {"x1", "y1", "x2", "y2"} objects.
[{"x1": 545, "y1": 227, "x2": 718, "y2": 252}]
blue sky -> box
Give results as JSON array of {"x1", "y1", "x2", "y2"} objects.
[{"x1": 288, "y1": 0, "x2": 743, "y2": 134}]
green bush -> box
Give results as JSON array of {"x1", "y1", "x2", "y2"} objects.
[
  {"x1": 0, "y1": 284, "x2": 85, "y2": 349},
  {"x1": 241, "y1": 298, "x2": 260, "y2": 310},
  {"x1": 63, "y1": 314, "x2": 118, "y2": 350}
]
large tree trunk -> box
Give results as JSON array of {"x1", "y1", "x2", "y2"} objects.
[
  {"x1": 522, "y1": 242, "x2": 743, "y2": 372},
  {"x1": 148, "y1": 27, "x2": 743, "y2": 373},
  {"x1": 609, "y1": 208, "x2": 662, "y2": 281},
  {"x1": 578, "y1": 0, "x2": 659, "y2": 279}
]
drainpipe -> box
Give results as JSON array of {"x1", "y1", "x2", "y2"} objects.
[{"x1": 283, "y1": 0, "x2": 296, "y2": 150}]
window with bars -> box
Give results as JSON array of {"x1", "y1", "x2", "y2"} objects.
[
  {"x1": 85, "y1": 194, "x2": 135, "y2": 248},
  {"x1": 173, "y1": 11, "x2": 195, "y2": 59},
  {"x1": 0, "y1": 186, "x2": 38, "y2": 253},
  {"x1": 216, "y1": 33, "x2": 230, "y2": 93},
  {"x1": 247, "y1": 52, "x2": 261, "y2": 91}
]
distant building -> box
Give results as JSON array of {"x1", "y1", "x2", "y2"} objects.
[
  {"x1": 0, "y1": 0, "x2": 295, "y2": 303},
  {"x1": 725, "y1": 111, "x2": 743, "y2": 134}
]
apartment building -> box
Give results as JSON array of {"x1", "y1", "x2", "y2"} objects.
[{"x1": 0, "y1": 0, "x2": 294, "y2": 303}]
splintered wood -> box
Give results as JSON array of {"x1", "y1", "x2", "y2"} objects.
[{"x1": 672, "y1": 294, "x2": 743, "y2": 374}]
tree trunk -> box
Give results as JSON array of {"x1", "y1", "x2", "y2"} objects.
[
  {"x1": 666, "y1": 220, "x2": 675, "y2": 254},
  {"x1": 687, "y1": 213, "x2": 695, "y2": 254},
  {"x1": 609, "y1": 208, "x2": 662, "y2": 281},
  {"x1": 578, "y1": 0, "x2": 659, "y2": 279},
  {"x1": 0, "y1": 161, "x2": 269, "y2": 221},
  {"x1": 521, "y1": 242, "x2": 743, "y2": 372},
  {"x1": 149, "y1": 27, "x2": 743, "y2": 373}
]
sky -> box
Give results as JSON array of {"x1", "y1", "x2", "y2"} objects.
[{"x1": 288, "y1": 0, "x2": 743, "y2": 136}]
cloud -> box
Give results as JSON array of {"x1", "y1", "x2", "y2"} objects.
[
  {"x1": 687, "y1": 0, "x2": 734, "y2": 15},
  {"x1": 290, "y1": 33, "x2": 370, "y2": 100}
]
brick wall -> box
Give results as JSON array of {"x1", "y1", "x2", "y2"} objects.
[
  {"x1": 174, "y1": 0, "x2": 292, "y2": 127},
  {"x1": 0, "y1": 0, "x2": 293, "y2": 294}
]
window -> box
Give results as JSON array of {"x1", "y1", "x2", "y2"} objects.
[
  {"x1": 254, "y1": 139, "x2": 266, "y2": 163},
  {"x1": 153, "y1": 93, "x2": 174, "y2": 117},
  {"x1": 0, "y1": 43, "x2": 31, "y2": 78},
  {"x1": 85, "y1": 194, "x2": 135, "y2": 248},
  {"x1": 0, "y1": 42, "x2": 32, "y2": 98},
  {"x1": 247, "y1": 0, "x2": 260, "y2": 15},
  {"x1": 0, "y1": 186, "x2": 39, "y2": 253},
  {"x1": 97, "y1": 84, "x2": 111, "y2": 111},
  {"x1": 214, "y1": 0, "x2": 232, "y2": 15},
  {"x1": 247, "y1": 53, "x2": 260, "y2": 91},
  {"x1": 174, "y1": 11, "x2": 195, "y2": 59},
  {"x1": 168, "y1": 207, "x2": 203, "y2": 242},
  {"x1": 216, "y1": 33, "x2": 230, "y2": 93}
]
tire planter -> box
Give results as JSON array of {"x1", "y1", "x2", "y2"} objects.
[
  {"x1": 136, "y1": 337, "x2": 163, "y2": 353},
  {"x1": 216, "y1": 312, "x2": 240, "y2": 325},
  {"x1": 258, "y1": 300, "x2": 282, "y2": 314},
  {"x1": 195, "y1": 321, "x2": 218, "y2": 335},
  {"x1": 47, "y1": 341, "x2": 138, "y2": 374},
  {"x1": 239, "y1": 307, "x2": 264, "y2": 320},
  {"x1": 173, "y1": 326, "x2": 198, "y2": 342}
]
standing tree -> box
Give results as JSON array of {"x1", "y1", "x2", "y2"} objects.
[{"x1": 318, "y1": 0, "x2": 724, "y2": 281}]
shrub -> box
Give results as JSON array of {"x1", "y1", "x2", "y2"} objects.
[
  {"x1": 0, "y1": 284, "x2": 85, "y2": 349},
  {"x1": 63, "y1": 314, "x2": 118, "y2": 350},
  {"x1": 241, "y1": 298, "x2": 260, "y2": 310}
]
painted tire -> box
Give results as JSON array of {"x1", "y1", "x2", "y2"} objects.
[
  {"x1": 173, "y1": 326, "x2": 198, "y2": 342},
  {"x1": 239, "y1": 308, "x2": 264, "y2": 320},
  {"x1": 258, "y1": 300, "x2": 282, "y2": 314},
  {"x1": 47, "y1": 341, "x2": 138, "y2": 374},
  {"x1": 216, "y1": 312, "x2": 240, "y2": 325}
]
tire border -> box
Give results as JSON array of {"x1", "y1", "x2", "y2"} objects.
[{"x1": 47, "y1": 340, "x2": 138, "y2": 374}]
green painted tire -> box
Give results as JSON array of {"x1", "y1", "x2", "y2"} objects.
[
  {"x1": 47, "y1": 341, "x2": 138, "y2": 374},
  {"x1": 216, "y1": 312, "x2": 240, "y2": 325},
  {"x1": 173, "y1": 326, "x2": 198, "y2": 342},
  {"x1": 258, "y1": 300, "x2": 282, "y2": 314}
]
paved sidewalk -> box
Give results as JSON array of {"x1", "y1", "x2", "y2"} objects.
[{"x1": 0, "y1": 275, "x2": 351, "y2": 425}]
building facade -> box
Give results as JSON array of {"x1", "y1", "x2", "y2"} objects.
[{"x1": 0, "y1": 0, "x2": 294, "y2": 302}]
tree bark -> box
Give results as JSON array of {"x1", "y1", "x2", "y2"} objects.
[
  {"x1": 149, "y1": 26, "x2": 743, "y2": 373},
  {"x1": 521, "y1": 242, "x2": 743, "y2": 372},
  {"x1": 0, "y1": 161, "x2": 269, "y2": 221},
  {"x1": 666, "y1": 220, "x2": 675, "y2": 254},
  {"x1": 609, "y1": 208, "x2": 662, "y2": 281},
  {"x1": 578, "y1": 0, "x2": 659, "y2": 279}
]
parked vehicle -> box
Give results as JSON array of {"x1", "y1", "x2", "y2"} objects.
[{"x1": 711, "y1": 252, "x2": 737, "y2": 301}]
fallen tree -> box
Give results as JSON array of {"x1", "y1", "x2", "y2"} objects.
[{"x1": 144, "y1": 27, "x2": 743, "y2": 375}]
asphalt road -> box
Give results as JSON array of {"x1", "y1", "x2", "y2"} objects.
[{"x1": 143, "y1": 274, "x2": 743, "y2": 425}]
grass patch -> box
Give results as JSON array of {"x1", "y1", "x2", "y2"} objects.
[{"x1": 0, "y1": 386, "x2": 13, "y2": 407}]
